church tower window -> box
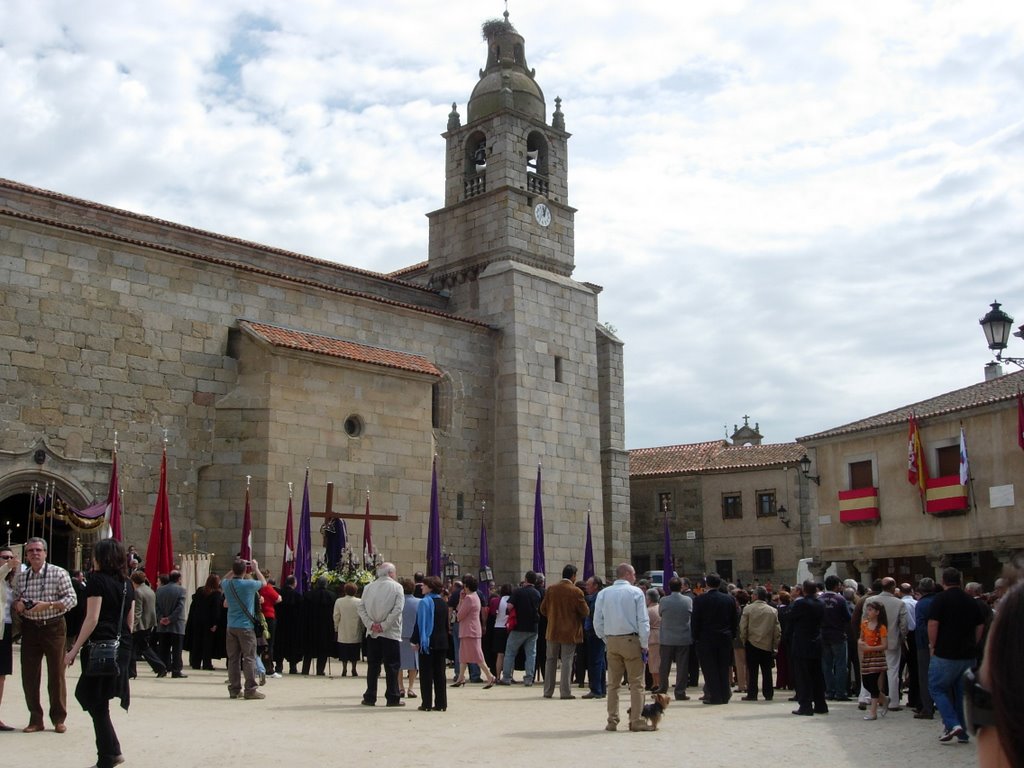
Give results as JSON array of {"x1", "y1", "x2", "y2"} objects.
[
  {"x1": 526, "y1": 131, "x2": 549, "y2": 196},
  {"x1": 431, "y1": 374, "x2": 453, "y2": 431},
  {"x1": 464, "y1": 131, "x2": 488, "y2": 199}
]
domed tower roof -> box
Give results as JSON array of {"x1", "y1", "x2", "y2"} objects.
[{"x1": 467, "y1": 12, "x2": 545, "y2": 124}]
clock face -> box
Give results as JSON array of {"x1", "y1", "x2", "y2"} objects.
[{"x1": 534, "y1": 202, "x2": 552, "y2": 227}]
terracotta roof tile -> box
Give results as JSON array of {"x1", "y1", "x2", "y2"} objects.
[
  {"x1": 629, "y1": 441, "x2": 806, "y2": 477},
  {"x1": 799, "y1": 369, "x2": 1024, "y2": 442},
  {"x1": 241, "y1": 321, "x2": 442, "y2": 377},
  {"x1": 705, "y1": 442, "x2": 808, "y2": 470},
  {"x1": 388, "y1": 260, "x2": 428, "y2": 278}
]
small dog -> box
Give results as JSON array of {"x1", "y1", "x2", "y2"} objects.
[{"x1": 627, "y1": 692, "x2": 670, "y2": 730}]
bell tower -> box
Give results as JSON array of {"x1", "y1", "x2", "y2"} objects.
[
  {"x1": 425, "y1": 13, "x2": 626, "y2": 581},
  {"x1": 427, "y1": 12, "x2": 575, "y2": 300}
]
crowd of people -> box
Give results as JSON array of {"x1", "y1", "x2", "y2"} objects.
[{"x1": 1, "y1": 537, "x2": 1022, "y2": 767}]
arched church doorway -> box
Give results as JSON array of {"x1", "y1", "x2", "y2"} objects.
[{"x1": 0, "y1": 473, "x2": 102, "y2": 570}]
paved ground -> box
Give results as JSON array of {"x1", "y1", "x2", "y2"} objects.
[{"x1": 2, "y1": 650, "x2": 977, "y2": 768}]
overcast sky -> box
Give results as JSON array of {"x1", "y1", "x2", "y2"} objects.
[{"x1": 3, "y1": 1, "x2": 1023, "y2": 450}]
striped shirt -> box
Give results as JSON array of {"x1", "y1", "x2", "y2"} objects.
[{"x1": 13, "y1": 562, "x2": 77, "y2": 622}]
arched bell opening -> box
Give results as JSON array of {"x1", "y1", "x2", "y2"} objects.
[
  {"x1": 464, "y1": 130, "x2": 489, "y2": 199},
  {"x1": 526, "y1": 131, "x2": 550, "y2": 196}
]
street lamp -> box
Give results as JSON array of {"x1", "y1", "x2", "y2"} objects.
[
  {"x1": 777, "y1": 505, "x2": 791, "y2": 528},
  {"x1": 980, "y1": 300, "x2": 1024, "y2": 368},
  {"x1": 443, "y1": 551, "x2": 460, "y2": 583},
  {"x1": 798, "y1": 454, "x2": 820, "y2": 486}
]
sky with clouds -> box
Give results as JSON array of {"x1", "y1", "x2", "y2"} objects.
[{"x1": 3, "y1": 0, "x2": 1023, "y2": 450}]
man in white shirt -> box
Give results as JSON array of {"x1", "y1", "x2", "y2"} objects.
[{"x1": 593, "y1": 563, "x2": 650, "y2": 732}]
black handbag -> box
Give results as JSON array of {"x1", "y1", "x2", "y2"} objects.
[
  {"x1": 84, "y1": 581, "x2": 127, "y2": 678},
  {"x1": 84, "y1": 639, "x2": 121, "y2": 677}
]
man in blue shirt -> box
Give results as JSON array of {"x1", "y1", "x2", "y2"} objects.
[
  {"x1": 223, "y1": 559, "x2": 267, "y2": 700},
  {"x1": 593, "y1": 563, "x2": 650, "y2": 732}
]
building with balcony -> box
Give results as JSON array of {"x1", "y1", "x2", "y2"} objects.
[{"x1": 798, "y1": 369, "x2": 1024, "y2": 587}]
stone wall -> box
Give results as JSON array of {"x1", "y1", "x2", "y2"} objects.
[
  {"x1": 597, "y1": 325, "x2": 629, "y2": 572},
  {"x1": 700, "y1": 467, "x2": 807, "y2": 587},
  {"x1": 477, "y1": 260, "x2": 604, "y2": 580},
  {"x1": 197, "y1": 331, "x2": 439, "y2": 570},
  {"x1": 0, "y1": 202, "x2": 496, "y2": 575},
  {"x1": 630, "y1": 475, "x2": 703, "y2": 579}
]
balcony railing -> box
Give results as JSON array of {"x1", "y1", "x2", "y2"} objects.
[{"x1": 464, "y1": 175, "x2": 486, "y2": 199}]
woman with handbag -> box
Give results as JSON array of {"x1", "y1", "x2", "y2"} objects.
[{"x1": 65, "y1": 538, "x2": 135, "y2": 768}]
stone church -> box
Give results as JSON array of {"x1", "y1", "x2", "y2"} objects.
[{"x1": 0, "y1": 15, "x2": 628, "y2": 583}]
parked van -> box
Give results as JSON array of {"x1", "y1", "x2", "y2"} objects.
[
  {"x1": 795, "y1": 558, "x2": 838, "y2": 586},
  {"x1": 642, "y1": 570, "x2": 679, "y2": 589}
]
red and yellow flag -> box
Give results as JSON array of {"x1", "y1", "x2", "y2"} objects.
[{"x1": 907, "y1": 414, "x2": 928, "y2": 498}]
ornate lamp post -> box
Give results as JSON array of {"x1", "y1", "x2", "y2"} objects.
[
  {"x1": 980, "y1": 300, "x2": 1024, "y2": 368},
  {"x1": 798, "y1": 454, "x2": 821, "y2": 486},
  {"x1": 443, "y1": 550, "x2": 460, "y2": 585}
]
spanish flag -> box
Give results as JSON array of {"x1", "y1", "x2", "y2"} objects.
[
  {"x1": 838, "y1": 487, "x2": 880, "y2": 523},
  {"x1": 907, "y1": 414, "x2": 928, "y2": 498}
]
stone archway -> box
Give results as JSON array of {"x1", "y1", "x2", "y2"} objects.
[{"x1": 0, "y1": 468, "x2": 95, "y2": 569}]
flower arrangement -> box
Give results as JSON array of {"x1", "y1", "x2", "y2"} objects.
[{"x1": 311, "y1": 562, "x2": 375, "y2": 590}]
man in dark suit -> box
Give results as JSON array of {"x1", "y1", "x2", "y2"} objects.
[
  {"x1": 155, "y1": 570, "x2": 188, "y2": 678},
  {"x1": 786, "y1": 579, "x2": 828, "y2": 715},
  {"x1": 690, "y1": 573, "x2": 737, "y2": 705}
]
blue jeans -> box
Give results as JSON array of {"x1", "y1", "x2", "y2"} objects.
[
  {"x1": 928, "y1": 655, "x2": 972, "y2": 732},
  {"x1": 502, "y1": 630, "x2": 538, "y2": 683},
  {"x1": 821, "y1": 640, "x2": 848, "y2": 698},
  {"x1": 586, "y1": 632, "x2": 607, "y2": 695}
]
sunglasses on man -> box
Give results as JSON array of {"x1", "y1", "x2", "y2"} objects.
[{"x1": 963, "y1": 666, "x2": 996, "y2": 735}]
